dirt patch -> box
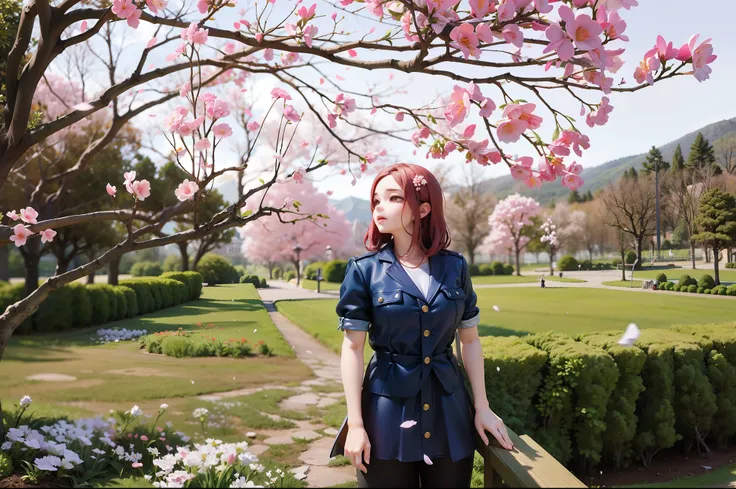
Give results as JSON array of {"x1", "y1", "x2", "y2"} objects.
[
  {"x1": 25, "y1": 373, "x2": 77, "y2": 382},
  {"x1": 0, "y1": 475, "x2": 65, "y2": 488},
  {"x1": 581, "y1": 447, "x2": 736, "y2": 487},
  {"x1": 104, "y1": 367, "x2": 177, "y2": 377}
]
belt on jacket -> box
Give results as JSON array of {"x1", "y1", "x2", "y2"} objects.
[{"x1": 374, "y1": 348, "x2": 454, "y2": 367}]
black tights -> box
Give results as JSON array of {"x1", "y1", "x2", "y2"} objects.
[{"x1": 356, "y1": 455, "x2": 474, "y2": 488}]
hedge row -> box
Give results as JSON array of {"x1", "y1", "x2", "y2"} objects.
[
  {"x1": 481, "y1": 322, "x2": 736, "y2": 472},
  {"x1": 654, "y1": 273, "x2": 736, "y2": 296},
  {"x1": 1, "y1": 272, "x2": 202, "y2": 334},
  {"x1": 468, "y1": 262, "x2": 514, "y2": 276}
]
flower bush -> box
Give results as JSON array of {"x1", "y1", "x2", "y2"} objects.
[
  {"x1": 139, "y1": 329, "x2": 274, "y2": 359},
  {"x1": 1, "y1": 397, "x2": 295, "y2": 488}
]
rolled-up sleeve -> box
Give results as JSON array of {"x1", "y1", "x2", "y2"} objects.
[
  {"x1": 458, "y1": 256, "x2": 480, "y2": 329},
  {"x1": 336, "y1": 258, "x2": 371, "y2": 332}
]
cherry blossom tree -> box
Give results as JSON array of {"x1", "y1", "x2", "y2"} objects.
[
  {"x1": 539, "y1": 216, "x2": 558, "y2": 275},
  {"x1": 484, "y1": 193, "x2": 541, "y2": 275},
  {"x1": 240, "y1": 178, "x2": 353, "y2": 283},
  {"x1": 0, "y1": 0, "x2": 720, "y2": 441}
]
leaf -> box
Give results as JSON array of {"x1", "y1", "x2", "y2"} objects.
[
  {"x1": 380, "y1": 29, "x2": 393, "y2": 41},
  {"x1": 242, "y1": 210, "x2": 252, "y2": 218},
  {"x1": 551, "y1": 126, "x2": 560, "y2": 141},
  {"x1": 259, "y1": 178, "x2": 265, "y2": 185}
]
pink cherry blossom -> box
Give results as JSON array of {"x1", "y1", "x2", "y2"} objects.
[
  {"x1": 496, "y1": 0, "x2": 516, "y2": 22},
  {"x1": 544, "y1": 24, "x2": 574, "y2": 62},
  {"x1": 497, "y1": 119, "x2": 527, "y2": 143},
  {"x1": 194, "y1": 139, "x2": 211, "y2": 152},
  {"x1": 533, "y1": 0, "x2": 552, "y2": 13},
  {"x1": 599, "y1": 10, "x2": 628, "y2": 41},
  {"x1": 562, "y1": 7, "x2": 602, "y2": 52},
  {"x1": 126, "y1": 8, "x2": 142, "y2": 28},
  {"x1": 335, "y1": 93, "x2": 356, "y2": 114},
  {"x1": 469, "y1": 0, "x2": 497, "y2": 19},
  {"x1": 680, "y1": 34, "x2": 716, "y2": 82},
  {"x1": 131, "y1": 180, "x2": 151, "y2": 201},
  {"x1": 347, "y1": 49, "x2": 358, "y2": 58},
  {"x1": 164, "y1": 106, "x2": 189, "y2": 133},
  {"x1": 175, "y1": 179, "x2": 200, "y2": 201},
  {"x1": 206, "y1": 99, "x2": 230, "y2": 119},
  {"x1": 298, "y1": 3, "x2": 317, "y2": 21},
  {"x1": 19, "y1": 207, "x2": 39, "y2": 224},
  {"x1": 40, "y1": 228, "x2": 57, "y2": 244},
  {"x1": 6, "y1": 210, "x2": 19, "y2": 221},
  {"x1": 197, "y1": 0, "x2": 208, "y2": 14},
  {"x1": 444, "y1": 85, "x2": 471, "y2": 127},
  {"x1": 213, "y1": 123, "x2": 233, "y2": 138},
  {"x1": 503, "y1": 103, "x2": 542, "y2": 130},
  {"x1": 112, "y1": 0, "x2": 136, "y2": 19},
  {"x1": 303, "y1": 24, "x2": 319, "y2": 47},
  {"x1": 562, "y1": 172, "x2": 584, "y2": 191},
  {"x1": 106, "y1": 184, "x2": 117, "y2": 197},
  {"x1": 271, "y1": 88, "x2": 292, "y2": 100},
  {"x1": 585, "y1": 96, "x2": 614, "y2": 127},
  {"x1": 293, "y1": 168, "x2": 305, "y2": 183},
  {"x1": 181, "y1": 23, "x2": 208, "y2": 45},
  {"x1": 633, "y1": 54, "x2": 660, "y2": 85},
  {"x1": 146, "y1": 0, "x2": 167, "y2": 14},
  {"x1": 10, "y1": 224, "x2": 33, "y2": 247},
  {"x1": 284, "y1": 105, "x2": 301, "y2": 122},
  {"x1": 502, "y1": 24, "x2": 523, "y2": 49},
  {"x1": 247, "y1": 121, "x2": 260, "y2": 132},
  {"x1": 449, "y1": 23, "x2": 480, "y2": 60},
  {"x1": 475, "y1": 23, "x2": 494, "y2": 44}
]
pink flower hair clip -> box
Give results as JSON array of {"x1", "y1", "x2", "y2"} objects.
[{"x1": 412, "y1": 175, "x2": 427, "y2": 192}]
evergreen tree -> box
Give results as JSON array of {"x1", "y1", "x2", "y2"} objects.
[
  {"x1": 568, "y1": 190, "x2": 582, "y2": 204},
  {"x1": 642, "y1": 145, "x2": 670, "y2": 175},
  {"x1": 585, "y1": 190, "x2": 594, "y2": 202},
  {"x1": 686, "y1": 132, "x2": 717, "y2": 172},
  {"x1": 692, "y1": 189, "x2": 736, "y2": 285},
  {"x1": 671, "y1": 143, "x2": 685, "y2": 172}
]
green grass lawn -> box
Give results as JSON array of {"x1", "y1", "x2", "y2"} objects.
[
  {"x1": 277, "y1": 288, "x2": 736, "y2": 354},
  {"x1": 1, "y1": 284, "x2": 311, "y2": 404},
  {"x1": 603, "y1": 280, "x2": 643, "y2": 288},
  {"x1": 624, "y1": 463, "x2": 736, "y2": 488},
  {"x1": 301, "y1": 279, "x2": 342, "y2": 291}
]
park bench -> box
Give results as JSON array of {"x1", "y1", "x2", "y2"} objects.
[{"x1": 477, "y1": 427, "x2": 587, "y2": 488}]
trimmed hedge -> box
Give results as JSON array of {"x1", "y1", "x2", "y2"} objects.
[
  {"x1": 304, "y1": 262, "x2": 325, "y2": 280},
  {"x1": 130, "y1": 261, "x2": 163, "y2": 277},
  {"x1": 481, "y1": 322, "x2": 736, "y2": 473},
  {"x1": 323, "y1": 260, "x2": 348, "y2": 283},
  {"x1": 195, "y1": 253, "x2": 239, "y2": 285},
  {"x1": 160, "y1": 271, "x2": 203, "y2": 301},
  {"x1": 240, "y1": 274, "x2": 268, "y2": 289},
  {"x1": 284, "y1": 270, "x2": 296, "y2": 281},
  {"x1": 698, "y1": 274, "x2": 716, "y2": 290},
  {"x1": 558, "y1": 255, "x2": 579, "y2": 272}
]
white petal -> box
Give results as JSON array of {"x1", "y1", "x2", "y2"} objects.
[
  {"x1": 423, "y1": 454, "x2": 433, "y2": 465},
  {"x1": 492, "y1": 305, "x2": 500, "y2": 312},
  {"x1": 399, "y1": 420, "x2": 417, "y2": 429}
]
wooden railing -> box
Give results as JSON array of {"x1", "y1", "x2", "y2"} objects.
[{"x1": 477, "y1": 427, "x2": 586, "y2": 488}]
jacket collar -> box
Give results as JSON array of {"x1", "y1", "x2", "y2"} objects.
[{"x1": 378, "y1": 240, "x2": 447, "y2": 303}]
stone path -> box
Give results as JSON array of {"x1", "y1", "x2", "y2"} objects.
[{"x1": 192, "y1": 280, "x2": 354, "y2": 487}]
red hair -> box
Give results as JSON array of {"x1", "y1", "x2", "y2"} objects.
[{"x1": 364, "y1": 163, "x2": 451, "y2": 258}]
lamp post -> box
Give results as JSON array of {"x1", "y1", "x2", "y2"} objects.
[
  {"x1": 325, "y1": 245, "x2": 333, "y2": 261},
  {"x1": 293, "y1": 244, "x2": 303, "y2": 286}
]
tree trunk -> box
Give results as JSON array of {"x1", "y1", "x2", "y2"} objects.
[
  {"x1": 87, "y1": 272, "x2": 95, "y2": 284},
  {"x1": 108, "y1": 256, "x2": 120, "y2": 285},
  {"x1": 0, "y1": 246, "x2": 9, "y2": 282},
  {"x1": 549, "y1": 247, "x2": 554, "y2": 276},
  {"x1": 635, "y1": 239, "x2": 643, "y2": 270},
  {"x1": 713, "y1": 244, "x2": 721, "y2": 286},
  {"x1": 588, "y1": 247, "x2": 593, "y2": 262},
  {"x1": 514, "y1": 247, "x2": 521, "y2": 276},
  {"x1": 690, "y1": 241, "x2": 696, "y2": 270},
  {"x1": 55, "y1": 256, "x2": 71, "y2": 275},
  {"x1": 268, "y1": 264, "x2": 274, "y2": 279},
  {"x1": 293, "y1": 259, "x2": 301, "y2": 285},
  {"x1": 621, "y1": 249, "x2": 627, "y2": 281},
  {"x1": 178, "y1": 242, "x2": 190, "y2": 271},
  {"x1": 467, "y1": 247, "x2": 476, "y2": 265},
  {"x1": 705, "y1": 247, "x2": 711, "y2": 263},
  {"x1": 22, "y1": 239, "x2": 41, "y2": 297}
]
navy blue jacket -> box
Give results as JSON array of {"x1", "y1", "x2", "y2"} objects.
[{"x1": 329, "y1": 241, "x2": 480, "y2": 463}]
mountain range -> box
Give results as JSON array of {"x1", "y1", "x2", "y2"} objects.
[{"x1": 216, "y1": 117, "x2": 736, "y2": 226}]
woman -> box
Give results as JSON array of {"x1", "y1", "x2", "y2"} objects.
[{"x1": 329, "y1": 163, "x2": 514, "y2": 488}]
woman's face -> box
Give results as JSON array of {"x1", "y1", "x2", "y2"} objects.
[{"x1": 373, "y1": 174, "x2": 429, "y2": 236}]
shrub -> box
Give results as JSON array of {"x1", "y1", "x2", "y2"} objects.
[
  {"x1": 131, "y1": 260, "x2": 163, "y2": 277},
  {"x1": 612, "y1": 258, "x2": 622, "y2": 267},
  {"x1": 479, "y1": 264, "x2": 493, "y2": 276},
  {"x1": 240, "y1": 274, "x2": 266, "y2": 288},
  {"x1": 120, "y1": 280, "x2": 154, "y2": 314},
  {"x1": 678, "y1": 274, "x2": 696, "y2": 287},
  {"x1": 727, "y1": 285, "x2": 736, "y2": 296},
  {"x1": 284, "y1": 270, "x2": 296, "y2": 282},
  {"x1": 225, "y1": 338, "x2": 252, "y2": 358},
  {"x1": 725, "y1": 262, "x2": 735, "y2": 269},
  {"x1": 259, "y1": 341, "x2": 274, "y2": 356},
  {"x1": 656, "y1": 273, "x2": 668, "y2": 284},
  {"x1": 196, "y1": 253, "x2": 238, "y2": 285},
  {"x1": 324, "y1": 260, "x2": 348, "y2": 283},
  {"x1": 713, "y1": 285, "x2": 728, "y2": 296},
  {"x1": 160, "y1": 271, "x2": 202, "y2": 301},
  {"x1": 697, "y1": 287, "x2": 705, "y2": 294},
  {"x1": 32, "y1": 286, "x2": 74, "y2": 332},
  {"x1": 161, "y1": 336, "x2": 193, "y2": 358},
  {"x1": 666, "y1": 282, "x2": 676, "y2": 291},
  {"x1": 503, "y1": 264, "x2": 514, "y2": 276},
  {"x1": 698, "y1": 274, "x2": 716, "y2": 290},
  {"x1": 259, "y1": 277, "x2": 267, "y2": 288},
  {"x1": 558, "y1": 255, "x2": 579, "y2": 272},
  {"x1": 304, "y1": 262, "x2": 325, "y2": 280},
  {"x1": 272, "y1": 266, "x2": 283, "y2": 279},
  {"x1": 0, "y1": 280, "x2": 9, "y2": 288},
  {"x1": 580, "y1": 259, "x2": 593, "y2": 271},
  {"x1": 625, "y1": 250, "x2": 637, "y2": 264},
  {"x1": 491, "y1": 261, "x2": 505, "y2": 276},
  {"x1": 86, "y1": 285, "x2": 111, "y2": 325},
  {"x1": 0, "y1": 452, "x2": 11, "y2": 478},
  {"x1": 468, "y1": 263, "x2": 481, "y2": 276},
  {"x1": 117, "y1": 285, "x2": 138, "y2": 317},
  {"x1": 87, "y1": 285, "x2": 119, "y2": 321},
  {"x1": 68, "y1": 283, "x2": 93, "y2": 327},
  {"x1": 687, "y1": 284, "x2": 698, "y2": 293}
]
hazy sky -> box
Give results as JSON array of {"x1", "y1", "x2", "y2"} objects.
[{"x1": 83, "y1": 0, "x2": 736, "y2": 202}]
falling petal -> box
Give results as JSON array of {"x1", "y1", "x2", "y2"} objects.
[
  {"x1": 147, "y1": 37, "x2": 157, "y2": 49},
  {"x1": 254, "y1": 329, "x2": 257, "y2": 333},
  {"x1": 617, "y1": 323, "x2": 640, "y2": 347},
  {"x1": 423, "y1": 454, "x2": 433, "y2": 465},
  {"x1": 306, "y1": 350, "x2": 312, "y2": 354},
  {"x1": 400, "y1": 420, "x2": 417, "y2": 429},
  {"x1": 496, "y1": 366, "x2": 500, "y2": 372},
  {"x1": 492, "y1": 305, "x2": 500, "y2": 312},
  {"x1": 702, "y1": 465, "x2": 712, "y2": 470},
  {"x1": 80, "y1": 20, "x2": 88, "y2": 32},
  {"x1": 191, "y1": 380, "x2": 195, "y2": 384},
  {"x1": 72, "y1": 102, "x2": 95, "y2": 111}
]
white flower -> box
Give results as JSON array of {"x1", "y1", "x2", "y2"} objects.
[
  {"x1": 20, "y1": 395, "x2": 32, "y2": 407},
  {"x1": 160, "y1": 403, "x2": 169, "y2": 410},
  {"x1": 34, "y1": 455, "x2": 62, "y2": 472},
  {"x1": 92, "y1": 448, "x2": 106, "y2": 455},
  {"x1": 192, "y1": 408, "x2": 209, "y2": 418},
  {"x1": 148, "y1": 447, "x2": 160, "y2": 457},
  {"x1": 63, "y1": 449, "x2": 83, "y2": 465},
  {"x1": 129, "y1": 405, "x2": 143, "y2": 417},
  {"x1": 249, "y1": 463, "x2": 265, "y2": 473},
  {"x1": 144, "y1": 475, "x2": 152, "y2": 481},
  {"x1": 1, "y1": 442, "x2": 12, "y2": 450},
  {"x1": 231, "y1": 476, "x2": 260, "y2": 488}
]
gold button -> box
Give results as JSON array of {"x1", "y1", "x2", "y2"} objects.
[
  {"x1": 424, "y1": 356, "x2": 430, "y2": 364},
  {"x1": 423, "y1": 330, "x2": 430, "y2": 337},
  {"x1": 378, "y1": 297, "x2": 384, "y2": 303},
  {"x1": 421, "y1": 305, "x2": 429, "y2": 312},
  {"x1": 423, "y1": 403, "x2": 430, "y2": 411},
  {"x1": 424, "y1": 432, "x2": 431, "y2": 439}
]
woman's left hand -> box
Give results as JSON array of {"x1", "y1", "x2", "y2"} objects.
[{"x1": 474, "y1": 407, "x2": 514, "y2": 450}]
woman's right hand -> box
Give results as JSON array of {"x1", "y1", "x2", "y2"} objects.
[{"x1": 344, "y1": 425, "x2": 371, "y2": 473}]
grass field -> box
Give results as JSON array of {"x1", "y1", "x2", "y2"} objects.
[
  {"x1": 1, "y1": 284, "x2": 311, "y2": 404},
  {"x1": 276, "y1": 287, "x2": 736, "y2": 355},
  {"x1": 300, "y1": 279, "x2": 342, "y2": 291},
  {"x1": 603, "y1": 280, "x2": 643, "y2": 288}
]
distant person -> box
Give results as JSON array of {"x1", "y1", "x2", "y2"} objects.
[{"x1": 540, "y1": 277, "x2": 546, "y2": 288}]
